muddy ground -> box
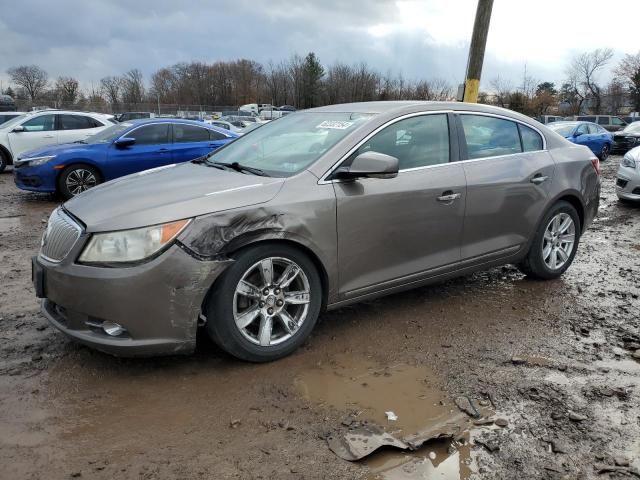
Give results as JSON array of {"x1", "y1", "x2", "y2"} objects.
[{"x1": 0, "y1": 158, "x2": 638, "y2": 480}]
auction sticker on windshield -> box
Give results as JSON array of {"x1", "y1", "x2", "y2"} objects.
[{"x1": 316, "y1": 120, "x2": 354, "y2": 130}]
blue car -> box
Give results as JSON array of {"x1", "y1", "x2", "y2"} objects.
[
  {"x1": 547, "y1": 121, "x2": 613, "y2": 161},
  {"x1": 13, "y1": 118, "x2": 238, "y2": 198}
]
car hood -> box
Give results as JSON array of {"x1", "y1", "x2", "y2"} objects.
[
  {"x1": 614, "y1": 131, "x2": 640, "y2": 137},
  {"x1": 64, "y1": 162, "x2": 285, "y2": 232},
  {"x1": 17, "y1": 142, "x2": 105, "y2": 160}
]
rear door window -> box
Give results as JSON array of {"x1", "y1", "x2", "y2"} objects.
[
  {"x1": 128, "y1": 124, "x2": 170, "y2": 145},
  {"x1": 460, "y1": 115, "x2": 522, "y2": 159},
  {"x1": 209, "y1": 130, "x2": 227, "y2": 141},
  {"x1": 58, "y1": 114, "x2": 96, "y2": 130},
  {"x1": 597, "y1": 117, "x2": 609, "y2": 125},
  {"x1": 173, "y1": 124, "x2": 211, "y2": 143}
]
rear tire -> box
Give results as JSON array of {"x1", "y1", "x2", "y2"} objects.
[
  {"x1": 205, "y1": 243, "x2": 323, "y2": 362},
  {"x1": 58, "y1": 164, "x2": 101, "y2": 199},
  {"x1": 599, "y1": 143, "x2": 610, "y2": 161},
  {"x1": 518, "y1": 201, "x2": 580, "y2": 280}
]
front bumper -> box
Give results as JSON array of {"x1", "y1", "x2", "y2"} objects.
[
  {"x1": 616, "y1": 165, "x2": 640, "y2": 202},
  {"x1": 13, "y1": 164, "x2": 57, "y2": 193},
  {"x1": 37, "y1": 243, "x2": 232, "y2": 357}
]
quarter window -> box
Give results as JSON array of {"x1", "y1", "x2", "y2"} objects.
[
  {"x1": 128, "y1": 124, "x2": 170, "y2": 145},
  {"x1": 173, "y1": 124, "x2": 210, "y2": 143},
  {"x1": 460, "y1": 115, "x2": 521, "y2": 159},
  {"x1": 356, "y1": 114, "x2": 450, "y2": 170},
  {"x1": 21, "y1": 114, "x2": 56, "y2": 132},
  {"x1": 519, "y1": 124, "x2": 543, "y2": 151},
  {"x1": 209, "y1": 130, "x2": 227, "y2": 140}
]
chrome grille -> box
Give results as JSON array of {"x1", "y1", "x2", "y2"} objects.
[{"x1": 41, "y1": 208, "x2": 82, "y2": 262}]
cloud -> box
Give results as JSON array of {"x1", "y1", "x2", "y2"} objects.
[{"x1": 1, "y1": 0, "x2": 638, "y2": 92}]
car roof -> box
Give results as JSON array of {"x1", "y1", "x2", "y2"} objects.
[{"x1": 124, "y1": 118, "x2": 210, "y2": 125}]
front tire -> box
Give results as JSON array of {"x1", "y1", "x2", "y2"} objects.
[
  {"x1": 518, "y1": 201, "x2": 580, "y2": 280},
  {"x1": 205, "y1": 243, "x2": 323, "y2": 362},
  {"x1": 58, "y1": 165, "x2": 101, "y2": 199},
  {"x1": 0, "y1": 150, "x2": 8, "y2": 173}
]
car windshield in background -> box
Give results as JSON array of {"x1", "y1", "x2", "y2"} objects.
[
  {"x1": 548, "y1": 123, "x2": 577, "y2": 136},
  {"x1": 205, "y1": 112, "x2": 376, "y2": 177},
  {"x1": 83, "y1": 123, "x2": 133, "y2": 143},
  {"x1": 623, "y1": 122, "x2": 640, "y2": 133},
  {"x1": 1, "y1": 114, "x2": 27, "y2": 129}
]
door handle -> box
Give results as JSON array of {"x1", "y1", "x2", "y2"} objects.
[
  {"x1": 158, "y1": 148, "x2": 170, "y2": 153},
  {"x1": 437, "y1": 191, "x2": 461, "y2": 203},
  {"x1": 43, "y1": 135, "x2": 55, "y2": 138},
  {"x1": 530, "y1": 174, "x2": 549, "y2": 185}
]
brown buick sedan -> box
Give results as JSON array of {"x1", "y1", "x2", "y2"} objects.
[{"x1": 34, "y1": 101, "x2": 601, "y2": 361}]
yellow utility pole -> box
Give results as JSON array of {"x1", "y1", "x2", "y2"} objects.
[{"x1": 463, "y1": 0, "x2": 494, "y2": 103}]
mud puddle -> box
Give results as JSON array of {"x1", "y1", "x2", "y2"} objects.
[{"x1": 295, "y1": 355, "x2": 493, "y2": 479}]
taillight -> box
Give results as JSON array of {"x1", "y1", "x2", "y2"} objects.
[{"x1": 590, "y1": 157, "x2": 601, "y2": 176}]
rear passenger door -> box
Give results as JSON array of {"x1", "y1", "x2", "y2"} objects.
[
  {"x1": 171, "y1": 123, "x2": 225, "y2": 163},
  {"x1": 457, "y1": 113, "x2": 555, "y2": 261}
]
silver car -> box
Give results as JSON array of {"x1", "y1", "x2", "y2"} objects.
[
  {"x1": 616, "y1": 146, "x2": 640, "y2": 202},
  {"x1": 33, "y1": 102, "x2": 601, "y2": 361}
]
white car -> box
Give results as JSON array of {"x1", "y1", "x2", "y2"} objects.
[
  {"x1": 204, "y1": 119, "x2": 244, "y2": 134},
  {"x1": 0, "y1": 110, "x2": 113, "y2": 172}
]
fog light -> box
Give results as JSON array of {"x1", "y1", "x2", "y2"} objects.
[{"x1": 102, "y1": 321, "x2": 127, "y2": 337}]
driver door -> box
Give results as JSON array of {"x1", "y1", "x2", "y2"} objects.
[
  {"x1": 7, "y1": 114, "x2": 57, "y2": 157},
  {"x1": 334, "y1": 113, "x2": 466, "y2": 299}
]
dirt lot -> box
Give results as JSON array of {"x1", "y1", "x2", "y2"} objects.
[{"x1": 0, "y1": 158, "x2": 639, "y2": 480}]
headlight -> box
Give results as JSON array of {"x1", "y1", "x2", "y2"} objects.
[
  {"x1": 78, "y1": 219, "x2": 191, "y2": 264},
  {"x1": 621, "y1": 156, "x2": 637, "y2": 169},
  {"x1": 16, "y1": 155, "x2": 55, "y2": 166}
]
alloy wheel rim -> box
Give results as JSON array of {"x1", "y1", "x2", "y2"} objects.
[
  {"x1": 233, "y1": 257, "x2": 310, "y2": 346},
  {"x1": 66, "y1": 169, "x2": 97, "y2": 195},
  {"x1": 601, "y1": 145, "x2": 609, "y2": 160},
  {"x1": 542, "y1": 213, "x2": 576, "y2": 270}
]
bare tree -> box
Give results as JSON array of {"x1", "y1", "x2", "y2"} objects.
[
  {"x1": 100, "y1": 76, "x2": 123, "y2": 106},
  {"x1": 615, "y1": 51, "x2": 640, "y2": 112},
  {"x1": 489, "y1": 76, "x2": 513, "y2": 108},
  {"x1": 55, "y1": 76, "x2": 79, "y2": 104},
  {"x1": 7, "y1": 65, "x2": 48, "y2": 101},
  {"x1": 121, "y1": 69, "x2": 145, "y2": 105},
  {"x1": 568, "y1": 48, "x2": 614, "y2": 114}
]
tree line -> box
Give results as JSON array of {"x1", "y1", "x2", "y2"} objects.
[{"x1": 5, "y1": 49, "x2": 640, "y2": 115}]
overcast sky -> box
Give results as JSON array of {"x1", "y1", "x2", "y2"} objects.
[{"x1": 1, "y1": 0, "x2": 639, "y2": 92}]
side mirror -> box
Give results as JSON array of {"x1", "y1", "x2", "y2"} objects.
[
  {"x1": 11, "y1": 125, "x2": 25, "y2": 133},
  {"x1": 573, "y1": 131, "x2": 583, "y2": 137},
  {"x1": 333, "y1": 151, "x2": 399, "y2": 180},
  {"x1": 114, "y1": 137, "x2": 135, "y2": 147}
]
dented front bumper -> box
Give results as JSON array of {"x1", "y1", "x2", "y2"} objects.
[{"x1": 38, "y1": 244, "x2": 231, "y2": 357}]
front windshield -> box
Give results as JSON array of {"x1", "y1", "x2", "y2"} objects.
[
  {"x1": 206, "y1": 112, "x2": 376, "y2": 177},
  {"x1": 548, "y1": 123, "x2": 577, "y2": 136},
  {"x1": 623, "y1": 122, "x2": 640, "y2": 133},
  {"x1": 83, "y1": 122, "x2": 133, "y2": 143}
]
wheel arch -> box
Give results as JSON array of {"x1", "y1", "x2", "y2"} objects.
[{"x1": 202, "y1": 238, "x2": 331, "y2": 315}]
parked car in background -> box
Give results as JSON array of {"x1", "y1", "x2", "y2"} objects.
[
  {"x1": 547, "y1": 121, "x2": 613, "y2": 160},
  {"x1": 0, "y1": 95, "x2": 16, "y2": 112},
  {"x1": 570, "y1": 115, "x2": 627, "y2": 132},
  {"x1": 279, "y1": 105, "x2": 296, "y2": 112},
  {"x1": 32, "y1": 101, "x2": 600, "y2": 361},
  {"x1": 205, "y1": 119, "x2": 243, "y2": 133},
  {"x1": 0, "y1": 110, "x2": 113, "y2": 172},
  {"x1": 611, "y1": 122, "x2": 640, "y2": 154},
  {"x1": 14, "y1": 119, "x2": 238, "y2": 198},
  {"x1": 114, "y1": 112, "x2": 154, "y2": 122},
  {"x1": 0, "y1": 112, "x2": 25, "y2": 126},
  {"x1": 616, "y1": 146, "x2": 640, "y2": 203},
  {"x1": 536, "y1": 115, "x2": 564, "y2": 124}
]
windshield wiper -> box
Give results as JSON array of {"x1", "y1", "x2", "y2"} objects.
[
  {"x1": 191, "y1": 156, "x2": 207, "y2": 164},
  {"x1": 210, "y1": 161, "x2": 269, "y2": 177}
]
